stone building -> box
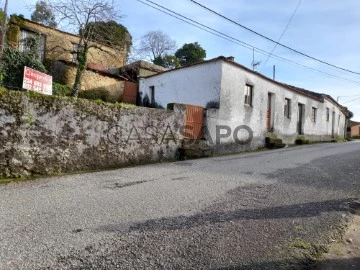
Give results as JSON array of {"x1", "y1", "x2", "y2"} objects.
[
  {"x1": 116, "y1": 60, "x2": 168, "y2": 82},
  {"x1": 5, "y1": 16, "x2": 129, "y2": 99},
  {"x1": 139, "y1": 56, "x2": 348, "y2": 154}
]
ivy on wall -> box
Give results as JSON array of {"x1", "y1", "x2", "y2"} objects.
[{"x1": 0, "y1": 48, "x2": 47, "y2": 88}]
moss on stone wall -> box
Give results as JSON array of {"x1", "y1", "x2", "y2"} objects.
[
  {"x1": 0, "y1": 89, "x2": 184, "y2": 179},
  {"x1": 6, "y1": 24, "x2": 20, "y2": 48}
]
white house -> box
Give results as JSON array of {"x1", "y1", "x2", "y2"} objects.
[{"x1": 139, "y1": 56, "x2": 347, "y2": 154}]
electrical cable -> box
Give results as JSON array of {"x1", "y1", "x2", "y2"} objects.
[
  {"x1": 136, "y1": 0, "x2": 360, "y2": 85},
  {"x1": 188, "y1": 0, "x2": 360, "y2": 76},
  {"x1": 260, "y1": 0, "x2": 302, "y2": 71},
  {"x1": 342, "y1": 96, "x2": 360, "y2": 104}
]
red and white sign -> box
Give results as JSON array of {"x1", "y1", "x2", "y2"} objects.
[{"x1": 22, "y1": 66, "x2": 53, "y2": 95}]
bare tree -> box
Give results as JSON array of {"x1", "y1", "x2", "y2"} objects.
[
  {"x1": 139, "y1": 30, "x2": 176, "y2": 61},
  {"x1": 46, "y1": 0, "x2": 125, "y2": 97}
]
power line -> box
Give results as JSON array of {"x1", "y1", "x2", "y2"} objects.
[
  {"x1": 261, "y1": 0, "x2": 302, "y2": 71},
  {"x1": 187, "y1": 0, "x2": 360, "y2": 76},
  {"x1": 136, "y1": 1, "x2": 254, "y2": 49},
  {"x1": 343, "y1": 96, "x2": 360, "y2": 104},
  {"x1": 337, "y1": 93, "x2": 360, "y2": 102},
  {"x1": 136, "y1": 0, "x2": 360, "y2": 85},
  {"x1": 339, "y1": 93, "x2": 360, "y2": 98}
]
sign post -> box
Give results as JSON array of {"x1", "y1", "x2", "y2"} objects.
[{"x1": 22, "y1": 66, "x2": 53, "y2": 95}]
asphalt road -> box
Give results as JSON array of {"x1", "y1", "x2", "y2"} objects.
[{"x1": 1, "y1": 141, "x2": 360, "y2": 269}]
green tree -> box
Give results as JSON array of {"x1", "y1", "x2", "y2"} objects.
[
  {"x1": 10, "y1": 14, "x2": 24, "y2": 19},
  {"x1": 175, "y1": 42, "x2": 206, "y2": 66},
  {"x1": 82, "y1": 20, "x2": 132, "y2": 53},
  {"x1": 0, "y1": 47, "x2": 47, "y2": 88},
  {"x1": 0, "y1": 9, "x2": 5, "y2": 23},
  {"x1": 152, "y1": 54, "x2": 180, "y2": 69},
  {"x1": 31, "y1": 1, "x2": 57, "y2": 27}
]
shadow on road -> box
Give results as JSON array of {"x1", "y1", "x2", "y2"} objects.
[
  {"x1": 98, "y1": 198, "x2": 358, "y2": 232},
  {"x1": 266, "y1": 151, "x2": 360, "y2": 194}
]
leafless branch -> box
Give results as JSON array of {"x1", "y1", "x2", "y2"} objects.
[{"x1": 139, "y1": 30, "x2": 176, "y2": 60}]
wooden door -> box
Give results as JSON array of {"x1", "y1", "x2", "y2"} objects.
[
  {"x1": 184, "y1": 105, "x2": 204, "y2": 139},
  {"x1": 122, "y1": 81, "x2": 137, "y2": 105}
]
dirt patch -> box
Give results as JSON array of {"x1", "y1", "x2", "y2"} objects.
[{"x1": 314, "y1": 214, "x2": 360, "y2": 269}]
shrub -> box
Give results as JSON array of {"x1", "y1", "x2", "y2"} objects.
[
  {"x1": 53, "y1": 83, "x2": 72, "y2": 96},
  {"x1": 0, "y1": 86, "x2": 8, "y2": 93},
  {"x1": 78, "y1": 88, "x2": 118, "y2": 103},
  {"x1": 0, "y1": 48, "x2": 47, "y2": 89}
]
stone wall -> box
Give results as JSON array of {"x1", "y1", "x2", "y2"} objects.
[
  {"x1": 0, "y1": 90, "x2": 185, "y2": 178},
  {"x1": 58, "y1": 63, "x2": 125, "y2": 99}
]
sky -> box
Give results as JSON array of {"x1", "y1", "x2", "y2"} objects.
[{"x1": 6, "y1": 0, "x2": 360, "y2": 121}]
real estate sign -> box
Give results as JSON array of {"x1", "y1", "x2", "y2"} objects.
[{"x1": 22, "y1": 66, "x2": 53, "y2": 95}]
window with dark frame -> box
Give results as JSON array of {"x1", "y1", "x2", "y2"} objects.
[
  {"x1": 326, "y1": 108, "x2": 330, "y2": 121},
  {"x1": 149, "y1": 86, "x2": 155, "y2": 107},
  {"x1": 19, "y1": 29, "x2": 46, "y2": 62},
  {"x1": 284, "y1": 98, "x2": 291, "y2": 118},
  {"x1": 244, "y1": 84, "x2": 253, "y2": 106},
  {"x1": 311, "y1": 107, "x2": 317, "y2": 122}
]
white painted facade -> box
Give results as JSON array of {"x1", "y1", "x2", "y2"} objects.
[
  {"x1": 138, "y1": 61, "x2": 222, "y2": 109},
  {"x1": 139, "y1": 57, "x2": 347, "y2": 153}
]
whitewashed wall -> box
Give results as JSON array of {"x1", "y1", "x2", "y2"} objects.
[
  {"x1": 205, "y1": 61, "x2": 346, "y2": 153},
  {"x1": 138, "y1": 61, "x2": 222, "y2": 109},
  {"x1": 139, "y1": 58, "x2": 346, "y2": 154}
]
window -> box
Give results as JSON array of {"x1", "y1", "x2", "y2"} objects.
[
  {"x1": 72, "y1": 43, "x2": 84, "y2": 63},
  {"x1": 149, "y1": 86, "x2": 155, "y2": 107},
  {"x1": 326, "y1": 108, "x2": 330, "y2": 121},
  {"x1": 284, "y1": 98, "x2": 291, "y2": 118},
  {"x1": 244, "y1": 84, "x2": 253, "y2": 106},
  {"x1": 19, "y1": 29, "x2": 46, "y2": 62},
  {"x1": 311, "y1": 107, "x2": 317, "y2": 122}
]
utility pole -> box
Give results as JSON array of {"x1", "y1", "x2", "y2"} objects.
[
  {"x1": 252, "y1": 48, "x2": 255, "y2": 70},
  {"x1": 273, "y1": 65, "x2": 276, "y2": 80},
  {"x1": 251, "y1": 47, "x2": 261, "y2": 71},
  {"x1": 1, "y1": 0, "x2": 9, "y2": 57}
]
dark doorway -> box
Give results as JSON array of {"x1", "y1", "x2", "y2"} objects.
[
  {"x1": 332, "y1": 111, "x2": 335, "y2": 138},
  {"x1": 297, "y1": 103, "x2": 304, "y2": 134},
  {"x1": 267, "y1": 93, "x2": 274, "y2": 132}
]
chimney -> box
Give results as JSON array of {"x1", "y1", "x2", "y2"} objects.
[{"x1": 226, "y1": 56, "x2": 235, "y2": 62}]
